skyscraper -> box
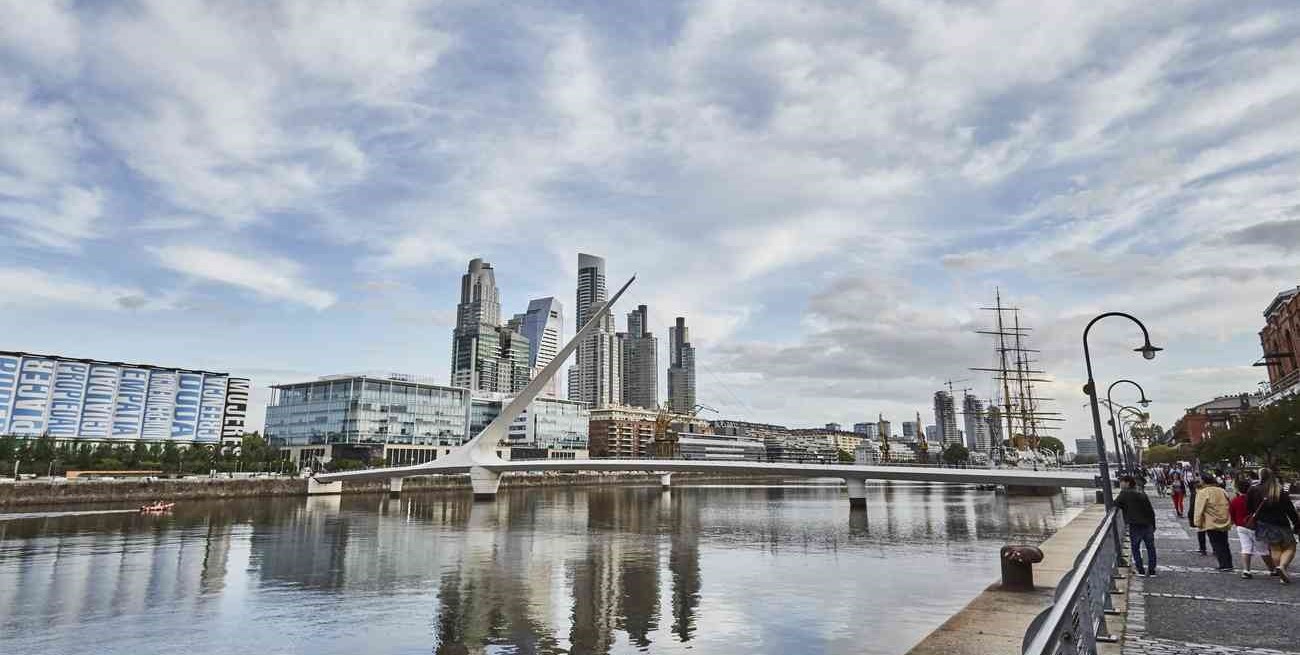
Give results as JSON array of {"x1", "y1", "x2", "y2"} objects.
[
  {"x1": 986, "y1": 405, "x2": 1004, "y2": 451},
  {"x1": 962, "y1": 394, "x2": 991, "y2": 453},
  {"x1": 620, "y1": 305, "x2": 658, "y2": 409},
  {"x1": 451, "y1": 258, "x2": 530, "y2": 393},
  {"x1": 667, "y1": 317, "x2": 696, "y2": 412},
  {"x1": 512, "y1": 298, "x2": 564, "y2": 397},
  {"x1": 933, "y1": 390, "x2": 961, "y2": 448},
  {"x1": 569, "y1": 253, "x2": 621, "y2": 407}
]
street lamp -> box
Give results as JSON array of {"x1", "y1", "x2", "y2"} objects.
[
  {"x1": 1082, "y1": 312, "x2": 1161, "y2": 509},
  {"x1": 1105, "y1": 379, "x2": 1151, "y2": 473},
  {"x1": 1117, "y1": 406, "x2": 1147, "y2": 469}
]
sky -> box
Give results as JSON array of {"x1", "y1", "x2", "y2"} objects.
[{"x1": 2, "y1": 0, "x2": 1299, "y2": 449}]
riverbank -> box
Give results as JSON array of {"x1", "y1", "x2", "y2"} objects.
[
  {"x1": 906, "y1": 503, "x2": 1119, "y2": 655},
  {"x1": 0, "y1": 472, "x2": 798, "y2": 507}
]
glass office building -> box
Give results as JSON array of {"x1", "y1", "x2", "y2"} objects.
[{"x1": 265, "y1": 374, "x2": 470, "y2": 447}]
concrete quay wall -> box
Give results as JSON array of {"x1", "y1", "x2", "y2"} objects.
[
  {"x1": 906, "y1": 504, "x2": 1115, "y2": 655},
  {"x1": 0, "y1": 472, "x2": 787, "y2": 507}
]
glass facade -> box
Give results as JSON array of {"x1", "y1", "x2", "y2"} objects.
[
  {"x1": 265, "y1": 376, "x2": 469, "y2": 447},
  {"x1": 508, "y1": 397, "x2": 589, "y2": 450}
]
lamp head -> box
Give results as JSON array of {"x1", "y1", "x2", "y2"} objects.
[
  {"x1": 1139, "y1": 397, "x2": 1152, "y2": 408},
  {"x1": 1136, "y1": 342, "x2": 1162, "y2": 360}
]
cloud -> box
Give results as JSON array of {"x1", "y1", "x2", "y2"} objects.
[
  {"x1": 0, "y1": 267, "x2": 145, "y2": 311},
  {"x1": 1223, "y1": 219, "x2": 1300, "y2": 251},
  {"x1": 3, "y1": 0, "x2": 1299, "y2": 434},
  {"x1": 153, "y1": 245, "x2": 337, "y2": 310}
]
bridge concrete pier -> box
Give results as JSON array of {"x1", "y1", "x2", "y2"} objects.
[
  {"x1": 660, "y1": 473, "x2": 673, "y2": 488},
  {"x1": 469, "y1": 466, "x2": 501, "y2": 501},
  {"x1": 307, "y1": 478, "x2": 343, "y2": 495},
  {"x1": 388, "y1": 478, "x2": 403, "y2": 497},
  {"x1": 845, "y1": 478, "x2": 867, "y2": 508}
]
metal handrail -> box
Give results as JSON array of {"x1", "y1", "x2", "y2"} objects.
[{"x1": 1022, "y1": 508, "x2": 1121, "y2": 655}]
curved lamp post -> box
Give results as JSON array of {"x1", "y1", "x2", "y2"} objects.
[
  {"x1": 1118, "y1": 405, "x2": 1148, "y2": 469},
  {"x1": 1106, "y1": 380, "x2": 1151, "y2": 473},
  {"x1": 1082, "y1": 312, "x2": 1161, "y2": 510}
]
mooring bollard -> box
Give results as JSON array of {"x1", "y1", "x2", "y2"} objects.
[{"x1": 1000, "y1": 545, "x2": 1044, "y2": 591}]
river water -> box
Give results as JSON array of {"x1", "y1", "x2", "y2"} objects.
[{"x1": 0, "y1": 482, "x2": 1084, "y2": 654}]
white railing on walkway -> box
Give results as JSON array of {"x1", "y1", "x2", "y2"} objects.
[{"x1": 1021, "y1": 508, "x2": 1122, "y2": 655}]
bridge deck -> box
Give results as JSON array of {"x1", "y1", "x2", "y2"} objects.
[{"x1": 316, "y1": 458, "x2": 1096, "y2": 488}]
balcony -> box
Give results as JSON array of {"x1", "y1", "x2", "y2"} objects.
[{"x1": 1263, "y1": 368, "x2": 1300, "y2": 405}]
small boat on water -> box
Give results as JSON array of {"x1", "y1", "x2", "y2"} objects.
[{"x1": 139, "y1": 502, "x2": 175, "y2": 513}]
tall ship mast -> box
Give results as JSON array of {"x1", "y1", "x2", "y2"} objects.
[{"x1": 970, "y1": 289, "x2": 1061, "y2": 466}]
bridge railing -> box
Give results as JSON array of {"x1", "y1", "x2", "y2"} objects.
[{"x1": 1021, "y1": 508, "x2": 1122, "y2": 655}]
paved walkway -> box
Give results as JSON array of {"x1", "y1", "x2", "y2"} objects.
[{"x1": 1122, "y1": 492, "x2": 1300, "y2": 655}]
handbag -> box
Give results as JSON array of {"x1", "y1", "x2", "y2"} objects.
[{"x1": 1244, "y1": 497, "x2": 1264, "y2": 530}]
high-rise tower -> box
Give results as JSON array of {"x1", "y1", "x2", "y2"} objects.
[
  {"x1": 451, "y1": 258, "x2": 530, "y2": 393},
  {"x1": 667, "y1": 317, "x2": 696, "y2": 412},
  {"x1": 620, "y1": 305, "x2": 658, "y2": 409},
  {"x1": 962, "y1": 393, "x2": 990, "y2": 453},
  {"x1": 568, "y1": 253, "x2": 621, "y2": 407},
  {"x1": 511, "y1": 298, "x2": 564, "y2": 398},
  {"x1": 933, "y1": 390, "x2": 961, "y2": 448}
]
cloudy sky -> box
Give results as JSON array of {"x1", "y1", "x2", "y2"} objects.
[{"x1": 2, "y1": 0, "x2": 1298, "y2": 446}]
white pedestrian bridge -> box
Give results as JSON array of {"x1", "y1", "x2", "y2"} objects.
[{"x1": 313, "y1": 275, "x2": 1097, "y2": 504}]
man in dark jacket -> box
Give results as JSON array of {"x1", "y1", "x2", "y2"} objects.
[{"x1": 1115, "y1": 475, "x2": 1158, "y2": 576}]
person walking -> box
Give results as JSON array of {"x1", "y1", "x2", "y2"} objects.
[
  {"x1": 1188, "y1": 477, "x2": 1207, "y2": 555},
  {"x1": 1170, "y1": 472, "x2": 1186, "y2": 517},
  {"x1": 1115, "y1": 475, "x2": 1158, "y2": 576},
  {"x1": 1194, "y1": 472, "x2": 1234, "y2": 571},
  {"x1": 1247, "y1": 468, "x2": 1300, "y2": 584},
  {"x1": 1229, "y1": 477, "x2": 1274, "y2": 579}
]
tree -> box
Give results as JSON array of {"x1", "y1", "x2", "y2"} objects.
[
  {"x1": 1037, "y1": 436, "x2": 1065, "y2": 456},
  {"x1": 837, "y1": 448, "x2": 856, "y2": 463},
  {"x1": 942, "y1": 444, "x2": 970, "y2": 465},
  {"x1": 1196, "y1": 396, "x2": 1300, "y2": 469},
  {"x1": 1143, "y1": 444, "x2": 1182, "y2": 464}
]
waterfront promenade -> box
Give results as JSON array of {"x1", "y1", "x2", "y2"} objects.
[{"x1": 1122, "y1": 494, "x2": 1300, "y2": 655}]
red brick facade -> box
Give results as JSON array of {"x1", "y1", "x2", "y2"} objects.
[{"x1": 1260, "y1": 286, "x2": 1300, "y2": 386}]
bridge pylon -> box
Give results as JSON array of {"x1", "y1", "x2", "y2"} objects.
[
  {"x1": 470, "y1": 466, "x2": 501, "y2": 502},
  {"x1": 846, "y1": 478, "x2": 867, "y2": 508}
]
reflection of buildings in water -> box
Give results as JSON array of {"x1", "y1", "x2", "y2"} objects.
[
  {"x1": 201, "y1": 522, "x2": 233, "y2": 595},
  {"x1": 251, "y1": 503, "x2": 349, "y2": 591},
  {"x1": 943, "y1": 488, "x2": 973, "y2": 540},
  {"x1": 881, "y1": 482, "x2": 899, "y2": 538},
  {"x1": 431, "y1": 500, "x2": 563, "y2": 654},
  {"x1": 669, "y1": 489, "x2": 701, "y2": 643}
]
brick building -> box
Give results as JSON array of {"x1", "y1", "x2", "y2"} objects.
[
  {"x1": 1170, "y1": 394, "x2": 1260, "y2": 444},
  {"x1": 588, "y1": 406, "x2": 710, "y2": 458},
  {"x1": 1260, "y1": 286, "x2": 1300, "y2": 404}
]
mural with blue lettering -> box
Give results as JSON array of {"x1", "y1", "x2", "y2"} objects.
[
  {"x1": 142, "y1": 371, "x2": 177, "y2": 440},
  {"x1": 112, "y1": 369, "x2": 150, "y2": 439},
  {"x1": 196, "y1": 375, "x2": 228, "y2": 443},
  {"x1": 79, "y1": 365, "x2": 121, "y2": 438},
  {"x1": 10, "y1": 358, "x2": 56, "y2": 435},
  {"x1": 0, "y1": 356, "x2": 18, "y2": 433},
  {"x1": 47, "y1": 362, "x2": 89, "y2": 437},
  {"x1": 171, "y1": 373, "x2": 203, "y2": 440}
]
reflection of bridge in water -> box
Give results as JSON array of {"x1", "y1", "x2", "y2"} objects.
[{"x1": 314, "y1": 276, "x2": 1095, "y2": 503}]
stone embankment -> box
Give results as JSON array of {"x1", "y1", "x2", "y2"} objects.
[
  {"x1": 0, "y1": 472, "x2": 783, "y2": 507},
  {"x1": 906, "y1": 503, "x2": 1118, "y2": 655}
]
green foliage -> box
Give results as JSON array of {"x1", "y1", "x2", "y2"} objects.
[
  {"x1": 837, "y1": 448, "x2": 856, "y2": 463},
  {"x1": 1143, "y1": 444, "x2": 1183, "y2": 464},
  {"x1": 942, "y1": 443, "x2": 970, "y2": 465},
  {"x1": 326, "y1": 458, "x2": 367, "y2": 472},
  {"x1": 1037, "y1": 436, "x2": 1065, "y2": 455},
  {"x1": 1196, "y1": 395, "x2": 1300, "y2": 469}
]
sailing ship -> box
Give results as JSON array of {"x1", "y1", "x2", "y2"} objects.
[{"x1": 970, "y1": 290, "x2": 1062, "y2": 468}]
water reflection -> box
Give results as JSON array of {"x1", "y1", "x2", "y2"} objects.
[{"x1": 0, "y1": 483, "x2": 1083, "y2": 655}]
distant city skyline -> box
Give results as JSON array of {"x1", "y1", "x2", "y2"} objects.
[{"x1": 2, "y1": 1, "x2": 1293, "y2": 440}]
